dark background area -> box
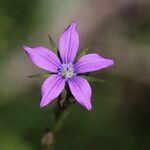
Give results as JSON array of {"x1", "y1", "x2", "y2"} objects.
[{"x1": 0, "y1": 0, "x2": 150, "y2": 149}]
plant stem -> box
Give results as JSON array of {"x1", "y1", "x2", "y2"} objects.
[{"x1": 41, "y1": 87, "x2": 72, "y2": 150}]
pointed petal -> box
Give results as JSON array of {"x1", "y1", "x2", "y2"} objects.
[
  {"x1": 40, "y1": 75, "x2": 65, "y2": 107},
  {"x1": 59, "y1": 21, "x2": 79, "y2": 63},
  {"x1": 68, "y1": 76, "x2": 92, "y2": 110},
  {"x1": 24, "y1": 46, "x2": 61, "y2": 73},
  {"x1": 74, "y1": 53, "x2": 114, "y2": 73}
]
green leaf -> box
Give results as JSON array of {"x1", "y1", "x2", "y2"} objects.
[
  {"x1": 48, "y1": 34, "x2": 58, "y2": 54},
  {"x1": 27, "y1": 72, "x2": 51, "y2": 79},
  {"x1": 82, "y1": 75, "x2": 108, "y2": 83}
]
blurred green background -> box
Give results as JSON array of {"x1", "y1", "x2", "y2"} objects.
[{"x1": 0, "y1": 0, "x2": 150, "y2": 149}]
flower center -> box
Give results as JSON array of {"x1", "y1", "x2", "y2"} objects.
[{"x1": 59, "y1": 63, "x2": 75, "y2": 79}]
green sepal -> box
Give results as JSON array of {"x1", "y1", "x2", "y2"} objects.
[
  {"x1": 27, "y1": 72, "x2": 51, "y2": 79},
  {"x1": 77, "y1": 49, "x2": 89, "y2": 59},
  {"x1": 75, "y1": 46, "x2": 90, "y2": 61},
  {"x1": 48, "y1": 34, "x2": 58, "y2": 54},
  {"x1": 76, "y1": 40, "x2": 97, "y2": 61},
  {"x1": 82, "y1": 75, "x2": 108, "y2": 83}
]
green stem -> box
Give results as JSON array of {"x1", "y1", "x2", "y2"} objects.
[
  {"x1": 41, "y1": 87, "x2": 72, "y2": 150},
  {"x1": 53, "y1": 100, "x2": 69, "y2": 134}
]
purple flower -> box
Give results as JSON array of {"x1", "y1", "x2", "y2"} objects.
[{"x1": 24, "y1": 21, "x2": 114, "y2": 110}]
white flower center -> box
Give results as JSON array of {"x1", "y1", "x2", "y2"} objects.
[{"x1": 59, "y1": 63, "x2": 75, "y2": 79}]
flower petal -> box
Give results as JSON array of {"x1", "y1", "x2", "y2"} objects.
[
  {"x1": 59, "y1": 21, "x2": 79, "y2": 63},
  {"x1": 68, "y1": 76, "x2": 92, "y2": 110},
  {"x1": 74, "y1": 53, "x2": 114, "y2": 73},
  {"x1": 40, "y1": 74, "x2": 65, "y2": 107},
  {"x1": 24, "y1": 46, "x2": 61, "y2": 73}
]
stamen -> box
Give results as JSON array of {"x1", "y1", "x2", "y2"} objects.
[{"x1": 59, "y1": 63, "x2": 75, "y2": 79}]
